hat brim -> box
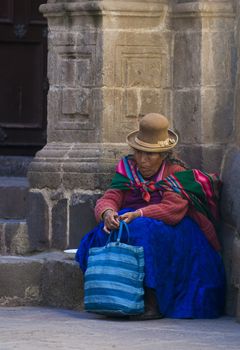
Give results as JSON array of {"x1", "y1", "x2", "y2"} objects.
[{"x1": 126, "y1": 129, "x2": 178, "y2": 153}]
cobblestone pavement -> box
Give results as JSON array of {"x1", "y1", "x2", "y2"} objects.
[{"x1": 0, "y1": 307, "x2": 240, "y2": 350}]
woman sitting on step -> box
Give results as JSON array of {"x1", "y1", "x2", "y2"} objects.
[{"x1": 76, "y1": 113, "x2": 225, "y2": 320}]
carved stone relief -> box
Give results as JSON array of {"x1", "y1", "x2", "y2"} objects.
[{"x1": 50, "y1": 46, "x2": 97, "y2": 130}]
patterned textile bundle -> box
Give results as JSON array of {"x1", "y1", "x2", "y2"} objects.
[{"x1": 84, "y1": 221, "x2": 145, "y2": 316}]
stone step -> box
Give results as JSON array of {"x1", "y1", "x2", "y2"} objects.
[
  {"x1": 0, "y1": 177, "x2": 29, "y2": 219},
  {"x1": 0, "y1": 219, "x2": 30, "y2": 255},
  {"x1": 0, "y1": 156, "x2": 33, "y2": 177},
  {"x1": 0, "y1": 252, "x2": 83, "y2": 310}
]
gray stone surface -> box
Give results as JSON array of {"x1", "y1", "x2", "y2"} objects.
[
  {"x1": 173, "y1": 90, "x2": 202, "y2": 144},
  {"x1": 231, "y1": 237, "x2": 240, "y2": 294},
  {"x1": 0, "y1": 228, "x2": 5, "y2": 255},
  {"x1": 0, "y1": 156, "x2": 33, "y2": 177},
  {"x1": 0, "y1": 307, "x2": 240, "y2": 350},
  {"x1": 201, "y1": 31, "x2": 234, "y2": 88},
  {"x1": 27, "y1": 192, "x2": 50, "y2": 251},
  {"x1": 0, "y1": 253, "x2": 83, "y2": 309},
  {"x1": 237, "y1": 289, "x2": 240, "y2": 322},
  {"x1": 28, "y1": 169, "x2": 62, "y2": 190},
  {"x1": 219, "y1": 222, "x2": 238, "y2": 317},
  {"x1": 219, "y1": 146, "x2": 240, "y2": 319},
  {"x1": 200, "y1": 146, "x2": 225, "y2": 173},
  {"x1": 0, "y1": 257, "x2": 43, "y2": 306},
  {"x1": 173, "y1": 32, "x2": 201, "y2": 88},
  {"x1": 2, "y1": 219, "x2": 29, "y2": 255},
  {"x1": 177, "y1": 145, "x2": 203, "y2": 169},
  {"x1": 28, "y1": 143, "x2": 127, "y2": 190},
  {"x1": 0, "y1": 177, "x2": 29, "y2": 219},
  {"x1": 178, "y1": 145, "x2": 224, "y2": 173},
  {"x1": 41, "y1": 259, "x2": 83, "y2": 310},
  {"x1": 221, "y1": 147, "x2": 240, "y2": 230},
  {"x1": 69, "y1": 193, "x2": 99, "y2": 249},
  {"x1": 52, "y1": 199, "x2": 68, "y2": 250},
  {"x1": 201, "y1": 88, "x2": 234, "y2": 144}
]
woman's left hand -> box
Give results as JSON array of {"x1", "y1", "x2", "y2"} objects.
[{"x1": 118, "y1": 211, "x2": 141, "y2": 224}]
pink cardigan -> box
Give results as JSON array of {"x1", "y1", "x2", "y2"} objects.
[{"x1": 95, "y1": 163, "x2": 221, "y2": 251}]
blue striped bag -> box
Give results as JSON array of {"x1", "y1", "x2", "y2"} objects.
[{"x1": 84, "y1": 221, "x2": 145, "y2": 316}]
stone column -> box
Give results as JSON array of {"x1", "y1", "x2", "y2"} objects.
[
  {"x1": 27, "y1": 0, "x2": 172, "y2": 251},
  {"x1": 172, "y1": 0, "x2": 235, "y2": 171},
  {"x1": 172, "y1": 0, "x2": 239, "y2": 319},
  {"x1": 218, "y1": 0, "x2": 240, "y2": 321}
]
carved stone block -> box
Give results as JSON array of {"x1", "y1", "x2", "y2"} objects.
[
  {"x1": 102, "y1": 89, "x2": 139, "y2": 143},
  {"x1": 61, "y1": 88, "x2": 92, "y2": 121},
  {"x1": 59, "y1": 57, "x2": 76, "y2": 87},
  {"x1": 48, "y1": 88, "x2": 100, "y2": 134},
  {"x1": 123, "y1": 89, "x2": 139, "y2": 118},
  {"x1": 115, "y1": 45, "x2": 169, "y2": 88},
  {"x1": 57, "y1": 48, "x2": 95, "y2": 88}
]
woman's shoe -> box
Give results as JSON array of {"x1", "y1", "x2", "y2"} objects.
[
  {"x1": 129, "y1": 310, "x2": 163, "y2": 321},
  {"x1": 130, "y1": 287, "x2": 163, "y2": 320}
]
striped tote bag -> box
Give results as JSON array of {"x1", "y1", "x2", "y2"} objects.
[{"x1": 84, "y1": 221, "x2": 145, "y2": 316}]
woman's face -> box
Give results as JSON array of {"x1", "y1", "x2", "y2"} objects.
[{"x1": 133, "y1": 149, "x2": 165, "y2": 178}]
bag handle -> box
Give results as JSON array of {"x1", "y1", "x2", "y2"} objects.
[
  {"x1": 117, "y1": 220, "x2": 129, "y2": 243},
  {"x1": 107, "y1": 220, "x2": 130, "y2": 244}
]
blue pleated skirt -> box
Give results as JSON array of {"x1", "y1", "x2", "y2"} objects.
[{"x1": 76, "y1": 209, "x2": 225, "y2": 319}]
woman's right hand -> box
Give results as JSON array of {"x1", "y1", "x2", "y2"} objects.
[{"x1": 103, "y1": 209, "x2": 120, "y2": 234}]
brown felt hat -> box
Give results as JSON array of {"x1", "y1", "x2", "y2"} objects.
[{"x1": 126, "y1": 113, "x2": 178, "y2": 153}]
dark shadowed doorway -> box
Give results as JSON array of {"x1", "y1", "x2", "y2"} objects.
[{"x1": 0, "y1": 0, "x2": 48, "y2": 156}]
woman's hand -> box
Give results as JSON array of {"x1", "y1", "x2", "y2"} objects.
[
  {"x1": 103, "y1": 209, "x2": 120, "y2": 234},
  {"x1": 118, "y1": 211, "x2": 141, "y2": 224}
]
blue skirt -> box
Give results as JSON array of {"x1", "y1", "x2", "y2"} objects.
[{"x1": 76, "y1": 209, "x2": 225, "y2": 319}]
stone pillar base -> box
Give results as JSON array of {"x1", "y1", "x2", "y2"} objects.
[
  {"x1": 28, "y1": 142, "x2": 128, "y2": 190},
  {"x1": 27, "y1": 142, "x2": 128, "y2": 251}
]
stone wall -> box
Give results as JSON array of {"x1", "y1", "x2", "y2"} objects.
[
  {"x1": 218, "y1": 0, "x2": 240, "y2": 321},
  {"x1": 173, "y1": 0, "x2": 235, "y2": 171},
  {"x1": 27, "y1": 0, "x2": 240, "y2": 318}
]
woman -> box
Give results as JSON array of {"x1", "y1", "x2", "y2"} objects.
[{"x1": 76, "y1": 113, "x2": 225, "y2": 320}]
